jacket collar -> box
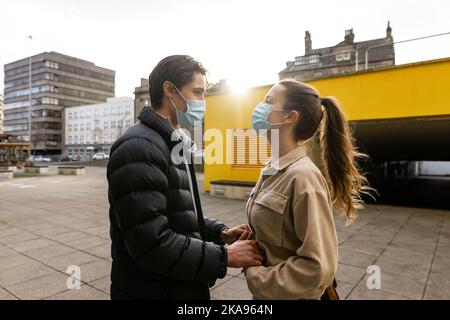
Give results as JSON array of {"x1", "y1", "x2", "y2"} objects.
[
  {"x1": 262, "y1": 145, "x2": 307, "y2": 175},
  {"x1": 137, "y1": 106, "x2": 181, "y2": 150}
]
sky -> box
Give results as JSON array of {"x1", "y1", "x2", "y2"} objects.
[{"x1": 0, "y1": 0, "x2": 449, "y2": 97}]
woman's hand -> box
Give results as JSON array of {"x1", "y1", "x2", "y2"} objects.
[{"x1": 220, "y1": 224, "x2": 254, "y2": 244}]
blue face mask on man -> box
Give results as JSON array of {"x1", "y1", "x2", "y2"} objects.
[
  {"x1": 251, "y1": 102, "x2": 289, "y2": 133},
  {"x1": 170, "y1": 84, "x2": 205, "y2": 129}
]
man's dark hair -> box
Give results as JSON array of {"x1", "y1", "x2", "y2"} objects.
[{"x1": 148, "y1": 55, "x2": 206, "y2": 108}]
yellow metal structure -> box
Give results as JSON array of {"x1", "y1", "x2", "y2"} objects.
[{"x1": 203, "y1": 58, "x2": 450, "y2": 191}]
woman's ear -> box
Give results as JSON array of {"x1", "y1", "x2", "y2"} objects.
[{"x1": 286, "y1": 110, "x2": 300, "y2": 124}]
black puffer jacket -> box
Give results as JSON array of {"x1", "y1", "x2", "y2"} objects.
[{"x1": 107, "y1": 106, "x2": 228, "y2": 300}]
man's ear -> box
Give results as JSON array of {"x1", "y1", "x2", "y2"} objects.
[{"x1": 162, "y1": 81, "x2": 175, "y2": 99}]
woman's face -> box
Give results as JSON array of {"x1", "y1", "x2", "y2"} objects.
[{"x1": 265, "y1": 84, "x2": 291, "y2": 126}]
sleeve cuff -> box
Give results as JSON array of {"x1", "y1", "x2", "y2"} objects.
[{"x1": 218, "y1": 246, "x2": 228, "y2": 279}]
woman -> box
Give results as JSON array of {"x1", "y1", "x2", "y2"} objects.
[{"x1": 244, "y1": 79, "x2": 372, "y2": 300}]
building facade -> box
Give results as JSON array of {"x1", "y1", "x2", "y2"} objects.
[
  {"x1": 3, "y1": 51, "x2": 115, "y2": 155},
  {"x1": 0, "y1": 94, "x2": 3, "y2": 134},
  {"x1": 133, "y1": 78, "x2": 150, "y2": 123},
  {"x1": 279, "y1": 22, "x2": 395, "y2": 81},
  {"x1": 64, "y1": 97, "x2": 134, "y2": 160}
]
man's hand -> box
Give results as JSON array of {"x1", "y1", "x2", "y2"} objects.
[
  {"x1": 220, "y1": 224, "x2": 254, "y2": 245},
  {"x1": 227, "y1": 239, "x2": 264, "y2": 268},
  {"x1": 226, "y1": 231, "x2": 264, "y2": 268}
]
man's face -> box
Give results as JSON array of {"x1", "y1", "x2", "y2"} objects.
[{"x1": 173, "y1": 72, "x2": 206, "y2": 112}]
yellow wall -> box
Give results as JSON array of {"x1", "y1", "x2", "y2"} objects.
[{"x1": 204, "y1": 58, "x2": 450, "y2": 191}]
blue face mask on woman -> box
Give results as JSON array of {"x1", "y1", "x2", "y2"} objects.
[
  {"x1": 251, "y1": 102, "x2": 289, "y2": 133},
  {"x1": 170, "y1": 84, "x2": 205, "y2": 129}
]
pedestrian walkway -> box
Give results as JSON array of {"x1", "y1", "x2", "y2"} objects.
[{"x1": 0, "y1": 167, "x2": 449, "y2": 299}]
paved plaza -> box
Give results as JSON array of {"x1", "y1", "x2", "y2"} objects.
[{"x1": 0, "y1": 166, "x2": 449, "y2": 300}]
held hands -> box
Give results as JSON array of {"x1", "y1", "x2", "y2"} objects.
[
  {"x1": 220, "y1": 224, "x2": 254, "y2": 244},
  {"x1": 225, "y1": 228, "x2": 265, "y2": 268}
]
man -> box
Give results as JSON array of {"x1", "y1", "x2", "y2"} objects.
[{"x1": 107, "y1": 55, "x2": 263, "y2": 300}]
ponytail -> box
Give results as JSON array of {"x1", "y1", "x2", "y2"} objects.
[
  {"x1": 320, "y1": 97, "x2": 373, "y2": 224},
  {"x1": 277, "y1": 79, "x2": 374, "y2": 224}
]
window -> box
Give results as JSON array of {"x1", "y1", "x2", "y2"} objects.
[
  {"x1": 86, "y1": 123, "x2": 91, "y2": 131},
  {"x1": 42, "y1": 97, "x2": 58, "y2": 105},
  {"x1": 118, "y1": 120, "x2": 123, "y2": 128},
  {"x1": 111, "y1": 121, "x2": 116, "y2": 129},
  {"x1": 80, "y1": 123, "x2": 84, "y2": 131},
  {"x1": 68, "y1": 124, "x2": 73, "y2": 132},
  {"x1": 3, "y1": 99, "x2": 39, "y2": 110},
  {"x1": 86, "y1": 111, "x2": 91, "y2": 118},
  {"x1": 104, "y1": 134, "x2": 109, "y2": 144},
  {"x1": 336, "y1": 52, "x2": 351, "y2": 61},
  {"x1": 74, "y1": 124, "x2": 78, "y2": 132},
  {"x1": 104, "y1": 107, "x2": 109, "y2": 116},
  {"x1": 231, "y1": 129, "x2": 270, "y2": 169},
  {"x1": 4, "y1": 124, "x2": 28, "y2": 132},
  {"x1": 118, "y1": 106, "x2": 123, "y2": 115},
  {"x1": 80, "y1": 135, "x2": 84, "y2": 144},
  {"x1": 104, "y1": 122, "x2": 108, "y2": 129},
  {"x1": 95, "y1": 120, "x2": 99, "y2": 129},
  {"x1": 74, "y1": 112, "x2": 78, "y2": 119},
  {"x1": 69, "y1": 136, "x2": 73, "y2": 145},
  {"x1": 294, "y1": 55, "x2": 319, "y2": 65},
  {"x1": 74, "y1": 136, "x2": 79, "y2": 144},
  {"x1": 111, "y1": 107, "x2": 116, "y2": 115},
  {"x1": 95, "y1": 109, "x2": 100, "y2": 117},
  {"x1": 44, "y1": 60, "x2": 59, "y2": 69},
  {"x1": 126, "y1": 120, "x2": 132, "y2": 127},
  {"x1": 4, "y1": 86, "x2": 43, "y2": 99},
  {"x1": 80, "y1": 111, "x2": 85, "y2": 119},
  {"x1": 4, "y1": 112, "x2": 29, "y2": 121},
  {"x1": 45, "y1": 73, "x2": 55, "y2": 81},
  {"x1": 69, "y1": 112, "x2": 73, "y2": 119},
  {"x1": 309, "y1": 55, "x2": 319, "y2": 63}
]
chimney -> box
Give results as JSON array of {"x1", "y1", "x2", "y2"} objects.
[
  {"x1": 305, "y1": 31, "x2": 312, "y2": 55},
  {"x1": 140, "y1": 78, "x2": 149, "y2": 87},
  {"x1": 386, "y1": 21, "x2": 392, "y2": 38},
  {"x1": 344, "y1": 29, "x2": 355, "y2": 44}
]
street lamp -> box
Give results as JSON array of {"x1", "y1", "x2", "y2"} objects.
[{"x1": 27, "y1": 35, "x2": 33, "y2": 157}]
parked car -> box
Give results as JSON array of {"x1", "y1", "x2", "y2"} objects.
[
  {"x1": 60, "y1": 155, "x2": 74, "y2": 162},
  {"x1": 30, "y1": 155, "x2": 51, "y2": 162},
  {"x1": 92, "y1": 153, "x2": 109, "y2": 160},
  {"x1": 32, "y1": 155, "x2": 44, "y2": 162}
]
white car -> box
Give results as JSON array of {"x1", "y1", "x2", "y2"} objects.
[
  {"x1": 31, "y1": 155, "x2": 51, "y2": 162},
  {"x1": 92, "y1": 153, "x2": 109, "y2": 160}
]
